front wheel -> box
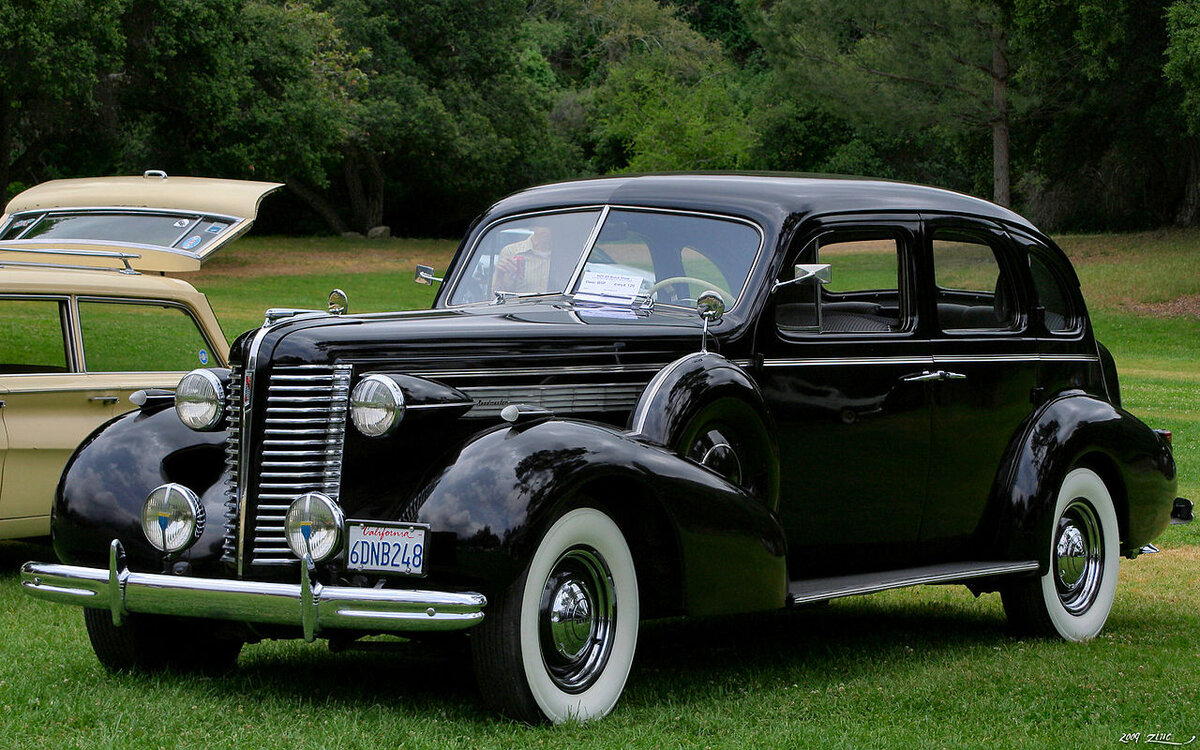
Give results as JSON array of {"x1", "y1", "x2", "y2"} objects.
[
  {"x1": 471, "y1": 507, "x2": 639, "y2": 723},
  {"x1": 1001, "y1": 467, "x2": 1120, "y2": 641}
]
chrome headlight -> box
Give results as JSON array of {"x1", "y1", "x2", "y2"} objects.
[
  {"x1": 142, "y1": 483, "x2": 206, "y2": 554},
  {"x1": 350, "y1": 375, "x2": 405, "y2": 437},
  {"x1": 284, "y1": 492, "x2": 345, "y2": 562},
  {"x1": 175, "y1": 368, "x2": 225, "y2": 430}
]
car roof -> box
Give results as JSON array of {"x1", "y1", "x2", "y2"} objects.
[{"x1": 485, "y1": 173, "x2": 1039, "y2": 234}]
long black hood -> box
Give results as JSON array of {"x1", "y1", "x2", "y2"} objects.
[{"x1": 239, "y1": 300, "x2": 739, "y2": 377}]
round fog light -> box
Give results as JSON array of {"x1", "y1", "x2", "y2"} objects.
[
  {"x1": 142, "y1": 483, "x2": 205, "y2": 553},
  {"x1": 285, "y1": 492, "x2": 345, "y2": 562}
]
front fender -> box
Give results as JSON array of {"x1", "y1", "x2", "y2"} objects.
[
  {"x1": 52, "y1": 405, "x2": 229, "y2": 573},
  {"x1": 990, "y1": 391, "x2": 1176, "y2": 570},
  {"x1": 410, "y1": 418, "x2": 787, "y2": 617}
]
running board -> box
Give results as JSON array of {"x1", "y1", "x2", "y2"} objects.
[{"x1": 787, "y1": 561, "x2": 1039, "y2": 606}]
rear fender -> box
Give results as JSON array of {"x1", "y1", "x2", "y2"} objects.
[
  {"x1": 989, "y1": 391, "x2": 1176, "y2": 571},
  {"x1": 409, "y1": 418, "x2": 787, "y2": 617},
  {"x1": 52, "y1": 404, "x2": 229, "y2": 573}
]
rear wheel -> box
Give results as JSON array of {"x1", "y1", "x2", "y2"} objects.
[
  {"x1": 471, "y1": 507, "x2": 639, "y2": 723},
  {"x1": 83, "y1": 609, "x2": 243, "y2": 674},
  {"x1": 1001, "y1": 467, "x2": 1119, "y2": 641}
]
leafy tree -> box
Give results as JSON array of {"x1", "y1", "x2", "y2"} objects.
[
  {"x1": 747, "y1": 0, "x2": 1019, "y2": 206},
  {"x1": 0, "y1": 0, "x2": 125, "y2": 201}
]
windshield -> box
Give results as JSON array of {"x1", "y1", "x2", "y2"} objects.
[{"x1": 447, "y1": 208, "x2": 761, "y2": 309}]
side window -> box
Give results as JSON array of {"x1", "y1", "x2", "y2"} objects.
[
  {"x1": 1029, "y1": 253, "x2": 1077, "y2": 333},
  {"x1": 932, "y1": 230, "x2": 1017, "y2": 331},
  {"x1": 79, "y1": 300, "x2": 215, "y2": 372},
  {"x1": 0, "y1": 298, "x2": 69, "y2": 374},
  {"x1": 776, "y1": 232, "x2": 906, "y2": 334}
]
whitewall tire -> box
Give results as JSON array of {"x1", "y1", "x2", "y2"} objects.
[
  {"x1": 1002, "y1": 467, "x2": 1120, "y2": 641},
  {"x1": 472, "y1": 506, "x2": 639, "y2": 723}
]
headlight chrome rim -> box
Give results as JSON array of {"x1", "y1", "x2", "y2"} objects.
[
  {"x1": 284, "y1": 492, "x2": 345, "y2": 563},
  {"x1": 350, "y1": 374, "x2": 406, "y2": 437},
  {"x1": 141, "y1": 483, "x2": 206, "y2": 554},
  {"x1": 175, "y1": 368, "x2": 225, "y2": 431}
]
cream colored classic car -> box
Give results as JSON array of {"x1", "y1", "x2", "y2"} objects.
[{"x1": 0, "y1": 172, "x2": 280, "y2": 539}]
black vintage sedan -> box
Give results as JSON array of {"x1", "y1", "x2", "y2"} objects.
[{"x1": 22, "y1": 174, "x2": 1192, "y2": 723}]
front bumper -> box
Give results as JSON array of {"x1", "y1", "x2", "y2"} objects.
[{"x1": 21, "y1": 540, "x2": 486, "y2": 640}]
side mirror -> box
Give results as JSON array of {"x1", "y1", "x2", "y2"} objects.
[
  {"x1": 328, "y1": 288, "x2": 348, "y2": 315},
  {"x1": 414, "y1": 265, "x2": 443, "y2": 286},
  {"x1": 696, "y1": 290, "x2": 726, "y2": 354},
  {"x1": 771, "y1": 263, "x2": 832, "y2": 294},
  {"x1": 696, "y1": 291, "x2": 726, "y2": 324},
  {"x1": 795, "y1": 263, "x2": 832, "y2": 285}
]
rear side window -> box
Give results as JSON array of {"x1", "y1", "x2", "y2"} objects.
[
  {"x1": 78, "y1": 300, "x2": 215, "y2": 372},
  {"x1": 1030, "y1": 253, "x2": 1077, "y2": 333},
  {"x1": 0, "y1": 298, "x2": 69, "y2": 374},
  {"x1": 932, "y1": 230, "x2": 1018, "y2": 331}
]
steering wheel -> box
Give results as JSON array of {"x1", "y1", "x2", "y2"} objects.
[{"x1": 648, "y1": 277, "x2": 732, "y2": 306}]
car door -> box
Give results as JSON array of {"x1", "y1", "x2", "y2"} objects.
[
  {"x1": 919, "y1": 217, "x2": 1040, "y2": 560},
  {"x1": 0, "y1": 295, "x2": 109, "y2": 538},
  {"x1": 755, "y1": 217, "x2": 932, "y2": 579},
  {"x1": 74, "y1": 296, "x2": 225, "y2": 409}
]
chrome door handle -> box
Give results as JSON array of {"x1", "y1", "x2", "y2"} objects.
[
  {"x1": 902, "y1": 370, "x2": 968, "y2": 383},
  {"x1": 0, "y1": 399, "x2": 5, "y2": 408},
  {"x1": 902, "y1": 371, "x2": 943, "y2": 382},
  {"x1": 89, "y1": 395, "x2": 120, "y2": 405}
]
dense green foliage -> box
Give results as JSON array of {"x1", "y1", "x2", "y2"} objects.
[{"x1": 4, "y1": 0, "x2": 1200, "y2": 235}]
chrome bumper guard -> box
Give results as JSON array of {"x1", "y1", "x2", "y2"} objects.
[{"x1": 21, "y1": 540, "x2": 486, "y2": 641}]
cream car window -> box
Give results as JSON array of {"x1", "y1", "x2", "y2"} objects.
[
  {"x1": 0, "y1": 299, "x2": 69, "y2": 374},
  {"x1": 78, "y1": 300, "x2": 215, "y2": 372}
]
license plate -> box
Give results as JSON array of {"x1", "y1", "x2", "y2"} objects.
[{"x1": 345, "y1": 521, "x2": 427, "y2": 575}]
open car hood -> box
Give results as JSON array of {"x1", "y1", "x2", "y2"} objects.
[{"x1": 0, "y1": 173, "x2": 283, "y2": 273}]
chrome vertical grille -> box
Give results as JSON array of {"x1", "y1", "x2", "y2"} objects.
[
  {"x1": 220, "y1": 362, "x2": 244, "y2": 563},
  {"x1": 249, "y1": 364, "x2": 351, "y2": 565}
]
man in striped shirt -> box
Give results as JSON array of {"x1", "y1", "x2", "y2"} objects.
[{"x1": 493, "y1": 225, "x2": 553, "y2": 294}]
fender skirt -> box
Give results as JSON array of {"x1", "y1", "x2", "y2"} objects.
[
  {"x1": 52, "y1": 405, "x2": 229, "y2": 573},
  {"x1": 988, "y1": 391, "x2": 1177, "y2": 571},
  {"x1": 409, "y1": 418, "x2": 788, "y2": 617}
]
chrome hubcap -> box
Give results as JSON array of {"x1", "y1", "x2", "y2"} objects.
[
  {"x1": 539, "y1": 547, "x2": 616, "y2": 693},
  {"x1": 549, "y1": 579, "x2": 595, "y2": 660},
  {"x1": 1055, "y1": 499, "x2": 1103, "y2": 615}
]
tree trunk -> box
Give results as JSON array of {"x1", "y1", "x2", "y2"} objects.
[
  {"x1": 286, "y1": 178, "x2": 350, "y2": 235},
  {"x1": 342, "y1": 146, "x2": 386, "y2": 233},
  {"x1": 1174, "y1": 140, "x2": 1200, "y2": 226},
  {"x1": 0, "y1": 90, "x2": 12, "y2": 206},
  {"x1": 991, "y1": 24, "x2": 1011, "y2": 208}
]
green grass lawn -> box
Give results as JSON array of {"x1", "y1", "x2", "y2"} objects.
[{"x1": 1, "y1": 230, "x2": 1198, "y2": 747}]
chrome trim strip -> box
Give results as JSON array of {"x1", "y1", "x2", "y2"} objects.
[
  {"x1": 21, "y1": 543, "x2": 486, "y2": 636},
  {"x1": 762, "y1": 354, "x2": 1100, "y2": 368},
  {"x1": 236, "y1": 324, "x2": 274, "y2": 576},
  {"x1": 419, "y1": 363, "x2": 666, "y2": 379},
  {"x1": 459, "y1": 382, "x2": 644, "y2": 418}
]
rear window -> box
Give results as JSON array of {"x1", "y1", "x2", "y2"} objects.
[{"x1": 1, "y1": 211, "x2": 234, "y2": 251}]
